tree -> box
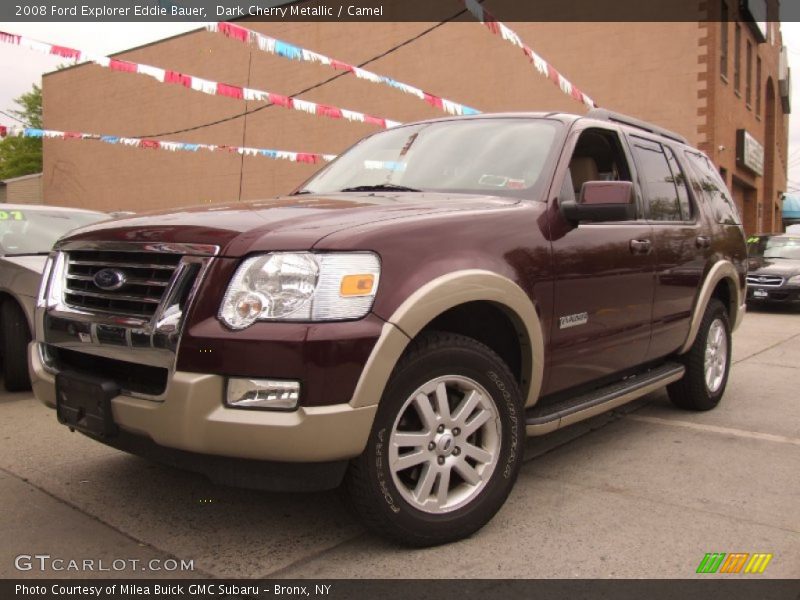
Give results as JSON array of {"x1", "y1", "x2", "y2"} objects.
[{"x1": 0, "y1": 84, "x2": 43, "y2": 180}]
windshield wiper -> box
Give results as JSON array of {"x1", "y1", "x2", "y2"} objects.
[
  {"x1": 292, "y1": 189, "x2": 314, "y2": 195},
  {"x1": 339, "y1": 183, "x2": 421, "y2": 193}
]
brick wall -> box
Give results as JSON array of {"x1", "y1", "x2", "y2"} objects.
[{"x1": 41, "y1": 0, "x2": 788, "y2": 234}]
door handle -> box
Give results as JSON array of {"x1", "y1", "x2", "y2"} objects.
[
  {"x1": 629, "y1": 239, "x2": 651, "y2": 254},
  {"x1": 696, "y1": 235, "x2": 711, "y2": 249}
]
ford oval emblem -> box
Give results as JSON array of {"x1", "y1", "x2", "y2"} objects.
[{"x1": 93, "y1": 268, "x2": 126, "y2": 291}]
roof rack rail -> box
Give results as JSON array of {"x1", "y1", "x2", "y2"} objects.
[{"x1": 586, "y1": 108, "x2": 688, "y2": 145}]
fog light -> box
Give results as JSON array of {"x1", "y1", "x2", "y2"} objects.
[{"x1": 226, "y1": 379, "x2": 300, "y2": 410}]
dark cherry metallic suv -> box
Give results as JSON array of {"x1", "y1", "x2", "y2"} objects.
[{"x1": 31, "y1": 109, "x2": 747, "y2": 546}]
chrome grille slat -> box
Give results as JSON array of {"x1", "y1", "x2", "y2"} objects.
[
  {"x1": 65, "y1": 290, "x2": 162, "y2": 304},
  {"x1": 62, "y1": 250, "x2": 183, "y2": 319},
  {"x1": 746, "y1": 275, "x2": 783, "y2": 287},
  {"x1": 68, "y1": 259, "x2": 177, "y2": 270},
  {"x1": 66, "y1": 273, "x2": 169, "y2": 287}
]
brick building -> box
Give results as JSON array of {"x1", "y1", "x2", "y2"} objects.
[
  {"x1": 41, "y1": 0, "x2": 790, "y2": 233},
  {"x1": 0, "y1": 172, "x2": 43, "y2": 204}
]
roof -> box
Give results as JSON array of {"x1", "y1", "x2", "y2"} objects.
[{"x1": 1, "y1": 172, "x2": 42, "y2": 184}]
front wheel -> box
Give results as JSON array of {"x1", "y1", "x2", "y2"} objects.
[
  {"x1": 344, "y1": 332, "x2": 525, "y2": 546},
  {"x1": 1, "y1": 300, "x2": 32, "y2": 392},
  {"x1": 668, "y1": 298, "x2": 731, "y2": 411}
]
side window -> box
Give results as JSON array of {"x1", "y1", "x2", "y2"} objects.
[
  {"x1": 630, "y1": 137, "x2": 682, "y2": 221},
  {"x1": 566, "y1": 127, "x2": 633, "y2": 209},
  {"x1": 683, "y1": 151, "x2": 742, "y2": 225},
  {"x1": 664, "y1": 147, "x2": 693, "y2": 220}
]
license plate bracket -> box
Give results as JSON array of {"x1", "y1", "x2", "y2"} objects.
[{"x1": 56, "y1": 370, "x2": 120, "y2": 438}]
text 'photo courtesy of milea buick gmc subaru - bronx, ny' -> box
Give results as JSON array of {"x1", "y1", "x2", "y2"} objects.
[{"x1": 32, "y1": 109, "x2": 746, "y2": 546}]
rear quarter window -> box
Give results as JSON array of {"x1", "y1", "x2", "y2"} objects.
[{"x1": 683, "y1": 151, "x2": 741, "y2": 225}]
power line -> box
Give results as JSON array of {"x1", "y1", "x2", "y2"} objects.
[
  {"x1": 135, "y1": 10, "x2": 474, "y2": 139},
  {"x1": 0, "y1": 110, "x2": 28, "y2": 126}
]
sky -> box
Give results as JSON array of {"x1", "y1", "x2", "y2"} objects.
[{"x1": 0, "y1": 21, "x2": 799, "y2": 192}]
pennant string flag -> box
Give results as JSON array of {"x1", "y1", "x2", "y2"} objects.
[
  {"x1": 206, "y1": 22, "x2": 481, "y2": 117},
  {"x1": 0, "y1": 30, "x2": 402, "y2": 129},
  {"x1": 461, "y1": 0, "x2": 597, "y2": 109},
  {"x1": 0, "y1": 126, "x2": 338, "y2": 164}
]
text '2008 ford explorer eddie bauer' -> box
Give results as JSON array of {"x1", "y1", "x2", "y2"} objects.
[{"x1": 32, "y1": 110, "x2": 746, "y2": 546}]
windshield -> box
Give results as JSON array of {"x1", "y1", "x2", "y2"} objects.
[
  {"x1": 748, "y1": 236, "x2": 800, "y2": 260},
  {"x1": 299, "y1": 118, "x2": 561, "y2": 197},
  {"x1": 0, "y1": 208, "x2": 106, "y2": 256}
]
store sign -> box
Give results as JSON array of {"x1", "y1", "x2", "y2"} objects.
[{"x1": 736, "y1": 129, "x2": 764, "y2": 176}]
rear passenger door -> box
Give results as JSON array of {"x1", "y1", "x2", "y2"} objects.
[{"x1": 627, "y1": 136, "x2": 709, "y2": 361}]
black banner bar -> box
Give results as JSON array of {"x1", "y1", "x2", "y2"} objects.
[
  {"x1": 3, "y1": 579, "x2": 800, "y2": 600},
  {"x1": 3, "y1": 0, "x2": 800, "y2": 22}
]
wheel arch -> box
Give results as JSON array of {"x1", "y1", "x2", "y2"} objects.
[
  {"x1": 678, "y1": 260, "x2": 743, "y2": 355},
  {"x1": 350, "y1": 270, "x2": 544, "y2": 409}
]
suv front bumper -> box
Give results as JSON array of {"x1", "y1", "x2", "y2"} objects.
[{"x1": 30, "y1": 342, "x2": 377, "y2": 464}]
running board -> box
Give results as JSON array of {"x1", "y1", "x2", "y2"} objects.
[{"x1": 525, "y1": 362, "x2": 685, "y2": 436}]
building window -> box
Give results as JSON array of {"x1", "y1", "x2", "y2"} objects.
[
  {"x1": 720, "y1": 2, "x2": 729, "y2": 79},
  {"x1": 756, "y1": 56, "x2": 762, "y2": 115},
  {"x1": 734, "y1": 23, "x2": 742, "y2": 93},
  {"x1": 746, "y1": 40, "x2": 753, "y2": 107}
]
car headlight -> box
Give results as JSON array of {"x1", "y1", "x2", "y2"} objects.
[
  {"x1": 219, "y1": 252, "x2": 380, "y2": 329},
  {"x1": 788, "y1": 274, "x2": 800, "y2": 285}
]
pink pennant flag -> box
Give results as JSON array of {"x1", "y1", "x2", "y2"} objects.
[
  {"x1": 330, "y1": 59, "x2": 354, "y2": 72},
  {"x1": 424, "y1": 93, "x2": 444, "y2": 110},
  {"x1": 316, "y1": 104, "x2": 343, "y2": 119},
  {"x1": 217, "y1": 22, "x2": 249, "y2": 43},
  {"x1": 50, "y1": 45, "x2": 80, "y2": 60},
  {"x1": 164, "y1": 70, "x2": 191, "y2": 87},
  {"x1": 140, "y1": 139, "x2": 161, "y2": 150},
  {"x1": 268, "y1": 93, "x2": 293, "y2": 109},
  {"x1": 296, "y1": 153, "x2": 319, "y2": 164},
  {"x1": 109, "y1": 59, "x2": 137, "y2": 73},
  {"x1": 0, "y1": 32, "x2": 20, "y2": 45},
  {"x1": 217, "y1": 83, "x2": 244, "y2": 99}
]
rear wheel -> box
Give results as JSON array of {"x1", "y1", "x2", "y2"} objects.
[
  {"x1": 1, "y1": 300, "x2": 32, "y2": 392},
  {"x1": 668, "y1": 298, "x2": 730, "y2": 411},
  {"x1": 344, "y1": 332, "x2": 524, "y2": 546}
]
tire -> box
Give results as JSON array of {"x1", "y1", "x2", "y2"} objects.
[
  {"x1": 344, "y1": 331, "x2": 525, "y2": 546},
  {"x1": 1, "y1": 300, "x2": 32, "y2": 392},
  {"x1": 667, "y1": 298, "x2": 731, "y2": 411}
]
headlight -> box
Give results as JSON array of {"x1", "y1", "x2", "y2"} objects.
[
  {"x1": 788, "y1": 274, "x2": 800, "y2": 285},
  {"x1": 219, "y1": 252, "x2": 380, "y2": 329}
]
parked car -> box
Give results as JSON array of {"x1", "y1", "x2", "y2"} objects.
[
  {"x1": 0, "y1": 204, "x2": 107, "y2": 390},
  {"x1": 31, "y1": 110, "x2": 746, "y2": 546},
  {"x1": 746, "y1": 233, "x2": 800, "y2": 307}
]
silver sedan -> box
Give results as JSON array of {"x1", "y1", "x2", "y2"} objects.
[{"x1": 0, "y1": 204, "x2": 107, "y2": 391}]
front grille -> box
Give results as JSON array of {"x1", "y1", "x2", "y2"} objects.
[
  {"x1": 746, "y1": 275, "x2": 783, "y2": 287},
  {"x1": 45, "y1": 345, "x2": 168, "y2": 396},
  {"x1": 64, "y1": 250, "x2": 182, "y2": 319}
]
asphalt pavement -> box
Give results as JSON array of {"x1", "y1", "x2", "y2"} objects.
[{"x1": 1, "y1": 308, "x2": 798, "y2": 579}]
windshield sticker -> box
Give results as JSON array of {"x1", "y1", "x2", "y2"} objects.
[
  {"x1": 478, "y1": 174, "x2": 508, "y2": 187},
  {"x1": 506, "y1": 178, "x2": 526, "y2": 190},
  {"x1": 0, "y1": 210, "x2": 25, "y2": 221},
  {"x1": 747, "y1": 236, "x2": 760, "y2": 243},
  {"x1": 364, "y1": 160, "x2": 407, "y2": 171}
]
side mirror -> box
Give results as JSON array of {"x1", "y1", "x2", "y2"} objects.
[{"x1": 560, "y1": 181, "x2": 636, "y2": 223}]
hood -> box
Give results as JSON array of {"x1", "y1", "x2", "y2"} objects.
[
  {"x1": 58, "y1": 193, "x2": 520, "y2": 257},
  {"x1": 748, "y1": 257, "x2": 800, "y2": 278},
  {"x1": 0, "y1": 255, "x2": 48, "y2": 274}
]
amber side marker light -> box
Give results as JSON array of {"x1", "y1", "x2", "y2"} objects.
[{"x1": 340, "y1": 274, "x2": 376, "y2": 297}]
